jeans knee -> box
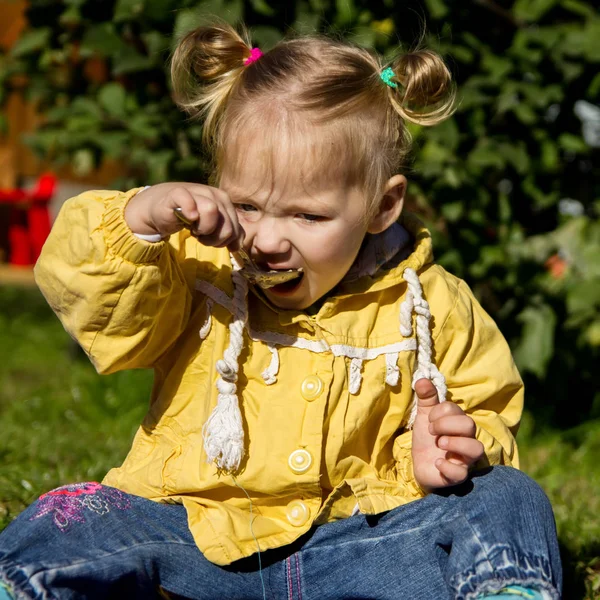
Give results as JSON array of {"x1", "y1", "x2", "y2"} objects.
[{"x1": 471, "y1": 466, "x2": 555, "y2": 521}]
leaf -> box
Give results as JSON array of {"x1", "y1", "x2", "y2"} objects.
[
  {"x1": 349, "y1": 26, "x2": 375, "y2": 48},
  {"x1": 561, "y1": 0, "x2": 597, "y2": 18},
  {"x1": 98, "y1": 83, "x2": 127, "y2": 119},
  {"x1": 293, "y1": 6, "x2": 320, "y2": 34},
  {"x1": 559, "y1": 133, "x2": 588, "y2": 153},
  {"x1": 95, "y1": 132, "x2": 130, "y2": 157},
  {"x1": 335, "y1": 0, "x2": 356, "y2": 26},
  {"x1": 112, "y1": 49, "x2": 155, "y2": 75},
  {"x1": 583, "y1": 19, "x2": 600, "y2": 62},
  {"x1": 113, "y1": 0, "x2": 145, "y2": 22},
  {"x1": 513, "y1": 304, "x2": 557, "y2": 379},
  {"x1": 80, "y1": 23, "x2": 128, "y2": 58},
  {"x1": 585, "y1": 320, "x2": 600, "y2": 346},
  {"x1": 66, "y1": 114, "x2": 101, "y2": 133},
  {"x1": 59, "y1": 6, "x2": 82, "y2": 27},
  {"x1": 144, "y1": 0, "x2": 178, "y2": 21},
  {"x1": 513, "y1": 0, "x2": 559, "y2": 22},
  {"x1": 467, "y1": 140, "x2": 506, "y2": 171},
  {"x1": 173, "y1": 0, "x2": 242, "y2": 41},
  {"x1": 142, "y1": 31, "x2": 169, "y2": 58},
  {"x1": 424, "y1": 0, "x2": 448, "y2": 19},
  {"x1": 541, "y1": 139, "x2": 559, "y2": 171},
  {"x1": 250, "y1": 0, "x2": 275, "y2": 16},
  {"x1": 498, "y1": 142, "x2": 531, "y2": 174},
  {"x1": 127, "y1": 114, "x2": 160, "y2": 140},
  {"x1": 251, "y1": 26, "x2": 283, "y2": 51},
  {"x1": 11, "y1": 28, "x2": 51, "y2": 57},
  {"x1": 441, "y1": 201, "x2": 463, "y2": 222},
  {"x1": 72, "y1": 148, "x2": 95, "y2": 177},
  {"x1": 146, "y1": 149, "x2": 176, "y2": 183},
  {"x1": 172, "y1": 8, "x2": 208, "y2": 41},
  {"x1": 71, "y1": 97, "x2": 104, "y2": 119},
  {"x1": 566, "y1": 281, "x2": 600, "y2": 314},
  {"x1": 481, "y1": 52, "x2": 512, "y2": 81}
]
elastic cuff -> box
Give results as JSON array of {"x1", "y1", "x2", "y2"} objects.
[
  {"x1": 477, "y1": 586, "x2": 550, "y2": 599},
  {"x1": 0, "y1": 566, "x2": 36, "y2": 600},
  {"x1": 102, "y1": 189, "x2": 167, "y2": 264},
  {"x1": 451, "y1": 548, "x2": 560, "y2": 600},
  {"x1": 134, "y1": 232, "x2": 164, "y2": 243}
]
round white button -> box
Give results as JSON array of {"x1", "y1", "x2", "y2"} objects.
[
  {"x1": 286, "y1": 500, "x2": 310, "y2": 527},
  {"x1": 301, "y1": 375, "x2": 323, "y2": 401},
  {"x1": 288, "y1": 449, "x2": 313, "y2": 474}
]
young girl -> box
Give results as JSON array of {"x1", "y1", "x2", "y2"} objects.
[{"x1": 0, "y1": 22, "x2": 561, "y2": 600}]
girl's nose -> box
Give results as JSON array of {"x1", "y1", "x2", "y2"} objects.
[{"x1": 249, "y1": 218, "x2": 292, "y2": 257}]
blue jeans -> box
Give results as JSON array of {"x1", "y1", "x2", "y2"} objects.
[{"x1": 0, "y1": 467, "x2": 561, "y2": 599}]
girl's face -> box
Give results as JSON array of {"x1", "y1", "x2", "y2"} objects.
[{"x1": 220, "y1": 166, "x2": 371, "y2": 311}]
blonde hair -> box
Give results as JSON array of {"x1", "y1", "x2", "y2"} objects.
[{"x1": 171, "y1": 21, "x2": 455, "y2": 218}]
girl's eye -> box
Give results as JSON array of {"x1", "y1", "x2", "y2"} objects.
[
  {"x1": 235, "y1": 203, "x2": 257, "y2": 213},
  {"x1": 297, "y1": 213, "x2": 324, "y2": 222}
]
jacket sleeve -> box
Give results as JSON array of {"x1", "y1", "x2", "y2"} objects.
[
  {"x1": 34, "y1": 189, "x2": 195, "y2": 374},
  {"x1": 393, "y1": 274, "x2": 524, "y2": 496}
]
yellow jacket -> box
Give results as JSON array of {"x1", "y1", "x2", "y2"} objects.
[{"x1": 34, "y1": 188, "x2": 523, "y2": 566}]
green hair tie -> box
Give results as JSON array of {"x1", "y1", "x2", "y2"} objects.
[{"x1": 380, "y1": 67, "x2": 398, "y2": 89}]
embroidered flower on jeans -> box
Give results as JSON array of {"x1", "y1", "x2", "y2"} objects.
[{"x1": 29, "y1": 482, "x2": 131, "y2": 531}]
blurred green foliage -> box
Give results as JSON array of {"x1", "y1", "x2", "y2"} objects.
[{"x1": 0, "y1": 0, "x2": 598, "y2": 426}]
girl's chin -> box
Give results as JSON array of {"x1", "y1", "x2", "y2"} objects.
[{"x1": 264, "y1": 276, "x2": 318, "y2": 309}]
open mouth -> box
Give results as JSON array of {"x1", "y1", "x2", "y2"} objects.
[
  {"x1": 243, "y1": 264, "x2": 304, "y2": 289},
  {"x1": 268, "y1": 271, "x2": 305, "y2": 294}
]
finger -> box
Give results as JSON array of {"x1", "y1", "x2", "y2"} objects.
[
  {"x1": 435, "y1": 458, "x2": 469, "y2": 485},
  {"x1": 429, "y1": 414, "x2": 476, "y2": 437},
  {"x1": 194, "y1": 198, "x2": 221, "y2": 236},
  {"x1": 213, "y1": 189, "x2": 244, "y2": 251},
  {"x1": 195, "y1": 217, "x2": 226, "y2": 246},
  {"x1": 227, "y1": 226, "x2": 245, "y2": 252},
  {"x1": 437, "y1": 436, "x2": 484, "y2": 463},
  {"x1": 415, "y1": 378, "x2": 439, "y2": 409},
  {"x1": 212, "y1": 210, "x2": 235, "y2": 247},
  {"x1": 220, "y1": 197, "x2": 243, "y2": 250},
  {"x1": 168, "y1": 187, "x2": 199, "y2": 222},
  {"x1": 428, "y1": 400, "x2": 463, "y2": 422}
]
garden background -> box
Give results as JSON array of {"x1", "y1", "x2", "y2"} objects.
[{"x1": 0, "y1": 0, "x2": 599, "y2": 597}]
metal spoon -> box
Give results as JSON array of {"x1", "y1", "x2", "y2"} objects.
[{"x1": 173, "y1": 207, "x2": 303, "y2": 289}]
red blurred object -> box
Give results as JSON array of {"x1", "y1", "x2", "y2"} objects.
[
  {"x1": 0, "y1": 173, "x2": 56, "y2": 266},
  {"x1": 544, "y1": 253, "x2": 567, "y2": 279}
]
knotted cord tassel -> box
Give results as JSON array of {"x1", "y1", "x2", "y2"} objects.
[
  {"x1": 349, "y1": 357, "x2": 363, "y2": 395},
  {"x1": 385, "y1": 352, "x2": 400, "y2": 387},
  {"x1": 399, "y1": 291, "x2": 414, "y2": 337},
  {"x1": 203, "y1": 257, "x2": 249, "y2": 473},
  {"x1": 261, "y1": 345, "x2": 279, "y2": 385},
  {"x1": 402, "y1": 268, "x2": 447, "y2": 428}
]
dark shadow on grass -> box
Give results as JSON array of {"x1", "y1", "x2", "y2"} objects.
[
  {"x1": 559, "y1": 539, "x2": 597, "y2": 599},
  {"x1": 0, "y1": 285, "x2": 54, "y2": 323}
]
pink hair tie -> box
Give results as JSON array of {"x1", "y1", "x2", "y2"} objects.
[{"x1": 244, "y1": 47, "x2": 263, "y2": 66}]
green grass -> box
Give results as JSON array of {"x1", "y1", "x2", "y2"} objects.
[
  {"x1": 0, "y1": 285, "x2": 599, "y2": 598},
  {"x1": 0, "y1": 285, "x2": 152, "y2": 527}
]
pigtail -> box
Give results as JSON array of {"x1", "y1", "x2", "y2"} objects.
[
  {"x1": 385, "y1": 50, "x2": 456, "y2": 126},
  {"x1": 171, "y1": 22, "x2": 253, "y2": 146}
]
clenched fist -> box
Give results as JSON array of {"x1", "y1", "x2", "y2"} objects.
[{"x1": 124, "y1": 182, "x2": 244, "y2": 250}]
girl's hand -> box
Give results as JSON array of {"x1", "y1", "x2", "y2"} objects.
[
  {"x1": 124, "y1": 182, "x2": 244, "y2": 250},
  {"x1": 411, "y1": 378, "x2": 484, "y2": 492}
]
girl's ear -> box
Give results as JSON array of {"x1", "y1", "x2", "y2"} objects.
[{"x1": 367, "y1": 175, "x2": 406, "y2": 234}]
